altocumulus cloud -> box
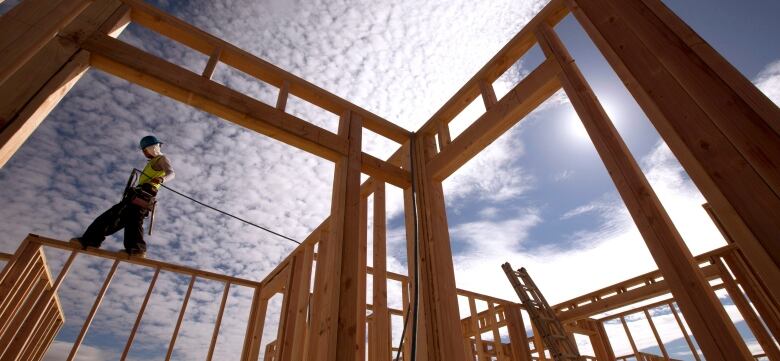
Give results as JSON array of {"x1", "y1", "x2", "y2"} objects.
[{"x1": 0, "y1": 0, "x2": 551, "y2": 359}]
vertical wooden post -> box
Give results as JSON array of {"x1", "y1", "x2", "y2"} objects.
[
  {"x1": 370, "y1": 182, "x2": 391, "y2": 361},
  {"x1": 723, "y1": 252, "x2": 780, "y2": 339},
  {"x1": 536, "y1": 23, "x2": 753, "y2": 361},
  {"x1": 569, "y1": 0, "x2": 780, "y2": 305},
  {"x1": 277, "y1": 80, "x2": 290, "y2": 111},
  {"x1": 588, "y1": 320, "x2": 615, "y2": 361},
  {"x1": 619, "y1": 316, "x2": 640, "y2": 359},
  {"x1": 642, "y1": 309, "x2": 669, "y2": 359},
  {"x1": 478, "y1": 79, "x2": 498, "y2": 109},
  {"x1": 436, "y1": 121, "x2": 451, "y2": 151},
  {"x1": 401, "y1": 142, "x2": 429, "y2": 361},
  {"x1": 306, "y1": 110, "x2": 363, "y2": 361},
  {"x1": 469, "y1": 298, "x2": 487, "y2": 361},
  {"x1": 486, "y1": 302, "x2": 506, "y2": 360},
  {"x1": 0, "y1": 0, "x2": 130, "y2": 168},
  {"x1": 206, "y1": 281, "x2": 231, "y2": 361},
  {"x1": 165, "y1": 275, "x2": 196, "y2": 361},
  {"x1": 121, "y1": 267, "x2": 161, "y2": 361},
  {"x1": 669, "y1": 303, "x2": 702, "y2": 361},
  {"x1": 357, "y1": 196, "x2": 368, "y2": 361},
  {"x1": 242, "y1": 293, "x2": 270, "y2": 361},
  {"x1": 505, "y1": 304, "x2": 532, "y2": 361},
  {"x1": 400, "y1": 279, "x2": 413, "y2": 360},
  {"x1": 66, "y1": 259, "x2": 120, "y2": 361},
  {"x1": 277, "y1": 243, "x2": 315, "y2": 361},
  {"x1": 714, "y1": 257, "x2": 780, "y2": 360},
  {"x1": 411, "y1": 133, "x2": 468, "y2": 361},
  {"x1": 708, "y1": 206, "x2": 780, "y2": 337},
  {"x1": 201, "y1": 46, "x2": 222, "y2": 80},
  {"x1": 531, "y1": 324, "x2": 546, "y2": 361}
]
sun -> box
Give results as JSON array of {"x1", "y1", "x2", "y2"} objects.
[{"x1": 564, "y1": 99, "x2": 622, "y2": 143}]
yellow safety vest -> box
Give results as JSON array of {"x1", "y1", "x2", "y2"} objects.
[{"x1": 137, "y1": 156, "x2": 166, "y2": 190}]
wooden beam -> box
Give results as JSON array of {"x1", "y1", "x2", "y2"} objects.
[
  {"x1": 357, "y1": 196, "x2": 367, "y2": 361},
  {"x1": 505, "y1": 303, "x2": 532, "y2": 361},
  {"x1": 427, "y1": 59, "x2": 561, "y2": 181},
  {"x1": 86, "y1": 34, "x2": 411, "y2": 186},
  {"x1": 276, "y1": 80, "x2": 290, "y2": 111},
  {"x1": 67, "y1": 259, "x2": 120, "y2": 361},
  {"x1": 361, "y1": 153, "x2": 411, "y2": 189},
  {"x1": 570, "y1": 0, "x2": 780, "y2": 304},
  {"x1": 201, "y1": 46, "x2": 221, "y2": 80},
  {"x1": 536, "y1": 22, "x2": 752, "y2": 361},
  {"x1": 643, "y1": 309, "x2": 670, "y2": 360},
  {"x1": 557, "y1": 264, "x2": 719, "y2": 322},
  {"x1": 306, "y1": 111, "x2": 363, "y2": 361},
  {"x1": 86, "y1": 34, "x2": 348, "y2": 162},
  {"x1": 370, "y1": 182, "x2": 391, "y2": 361},
  {"x1": 165, "y1": 275, "x2": 196, "y2": 361},
  {"x1": 120, "y1": 267, "x2": 160, "y2": 361},
  {"x1": 418, "y1": 0, "x2": 568, "y2": 135},
  {"x1": 31, "y1": 234, "x2": 260, "y2": 288},
  {"x1": 468, "y1": 298, "x2": 488, "y2": 361},
  {"x1": 0, "y1": 0, "x2": 91, "y2": 86},
  {"x1": 124, "y1": 0, "x2": 410, "y2": 144},
  {"x1": 478, "y1": 79, "x2": 497, "y2": 109},
  {"x1": 589, "y1": 320, "x2": 616, "y2": 361},
  {"x1": 206, "y1": 281, "x2": 231, "y2": 361},
  {"x1": 0, "y1": 1, "x2": 129, "y2": 168},
  {"x1": 412, "y1": 134, "x2": 467, "y2": 361},
  {"x1": 714, "y1": 257, "x2": 780, "y2": 361}
]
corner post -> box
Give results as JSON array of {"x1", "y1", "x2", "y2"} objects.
[
  {"x1": 535, "y1": 22, "x2": 752, "y2": 361},
  {"x1": 410, "y1": 133, "x2": 467, "y2": 361}
]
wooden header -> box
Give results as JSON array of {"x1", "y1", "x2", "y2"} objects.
[
  {"x1": 121, "y1": 0, "x2": 410, "y2": 144},
  {"x1": 27, "y1": 234, "x2": 261, "y2": 288},
  {"x1": 553, "y1": 244, "x2": 736, "y2": 321},
  {"x1": 418, "y1": 0, "x2": 568, "y2": 136}
]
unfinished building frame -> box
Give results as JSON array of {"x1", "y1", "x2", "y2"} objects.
[{"x1": 0, "y1": 0, "x2": 778, "y2": 360}]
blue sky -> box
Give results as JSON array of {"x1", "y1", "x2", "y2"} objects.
[{"x1": 1, "y1": 0, "x2": 778, "y2": 360}]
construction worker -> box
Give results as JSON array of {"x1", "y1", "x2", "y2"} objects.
[{"x1": 70, "y1": 136, "x2": 175, "y2": 258}]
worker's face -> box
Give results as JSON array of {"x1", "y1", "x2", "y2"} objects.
[{"x1": 142, "y1": 145, "x2": 156, "y2": 159}]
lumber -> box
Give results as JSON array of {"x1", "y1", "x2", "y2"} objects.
[
  {"x1": 537, "y1": 22, "x2": 752, "y2": 361},
  {"x1": 427, "y1": 59, "x2": 561, "y2": 181},
  {"x1": 370, "y1": 182, "x2": 391, "y2": 361},
  {"x1": 418, "y1": 0, "x2": 568, "y2": 135},
  {"x1": 570, "y1": 0, "x2": 780, "y2": 304},
  {"x1": 87, "y1": 34, "x2": 410, "y2": 186},
  {"x1": 0, "y1": 0, "x2": 129, "y2": 168},
  {"x1": 124, "y1": 0, "x2": 410, "y2": 144},
  {"x1": 411, "y1": 134, "x2": 467, "y2": 361},
  {"x1": 305, "y1": 111, "x2": 363, "y2": 361}
]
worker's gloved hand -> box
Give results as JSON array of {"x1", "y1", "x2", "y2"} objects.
[{"x1": 151, "y1": 177, "x2": 164, "y2": 184}]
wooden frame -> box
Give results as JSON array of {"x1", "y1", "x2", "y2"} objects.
[{"x1": 0, "y1": 0, "x2": 778, "y2": 359}]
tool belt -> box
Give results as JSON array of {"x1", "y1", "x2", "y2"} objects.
[{"x1": 127, "y1": 184, "x2": 157, "y2": 211}]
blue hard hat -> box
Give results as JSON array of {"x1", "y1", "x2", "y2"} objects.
[{"x1": 139, "y1": 135, "x2": 162, "y2": 150}]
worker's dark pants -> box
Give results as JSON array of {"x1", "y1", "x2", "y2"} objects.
[{"x1": 80, "y1": 199, "x2": 148, "y2": 252}]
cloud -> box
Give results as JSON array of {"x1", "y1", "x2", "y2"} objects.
[
  {"x1": 754, "y1": 58, "x2": 780, "y2": 105},
  {"x1": 0, "y1": 0, "x2": 552, "y2": 358},
  {"x1": 449, "y1": 140, "x2": 727, "y2": 306}
]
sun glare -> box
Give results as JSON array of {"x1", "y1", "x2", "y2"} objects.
[{"x1": 564, "y1": 99, "x2": 622, "y2": 143}]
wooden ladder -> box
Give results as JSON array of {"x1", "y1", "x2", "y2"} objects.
[{"x1": 502, "y1": 262, "x2": 582, "y2": 361}]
